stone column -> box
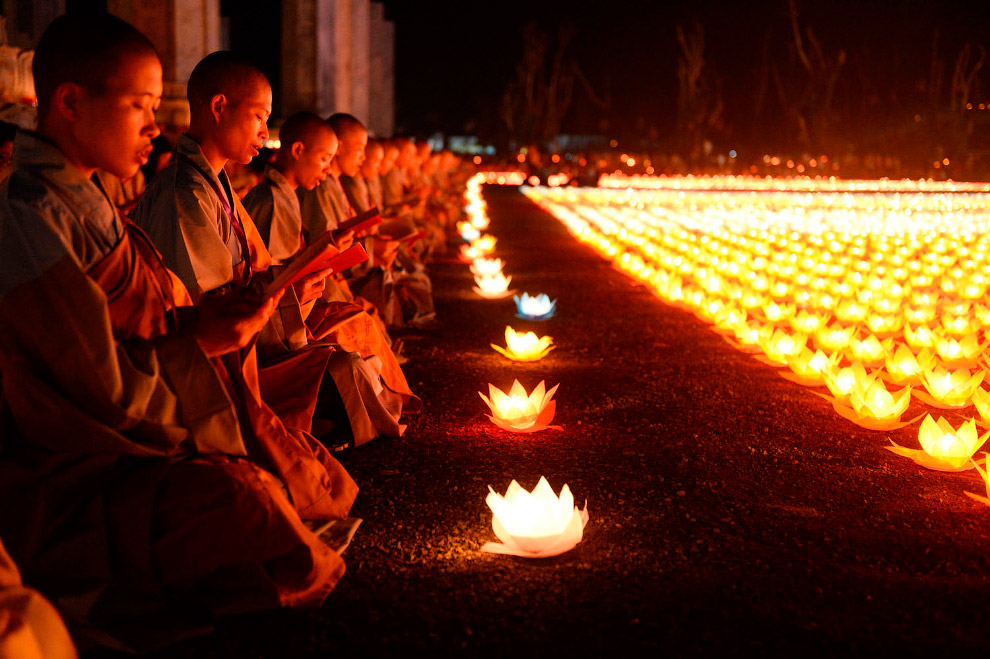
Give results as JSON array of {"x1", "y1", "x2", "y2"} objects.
[
  {"x1": 108, "y1": 0, "x2": 221, "y2": 128},
  {"x1": 282, "y1": 0, "x2": 334, "y2": 117},
  {"x1": 368, "y1": 1, "x2": 394, "y2": 137},
  {"x1": 348, "y1": 0, "x2": 370, "y2": 124}
]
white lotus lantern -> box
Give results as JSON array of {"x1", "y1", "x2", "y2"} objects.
[{"x1": 481, "y1": 477, "x2": 589, "y2": 558}]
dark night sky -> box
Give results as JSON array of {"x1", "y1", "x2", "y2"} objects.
[{"x1": 381, "y1": 0, "x2": 990, "y2": 147}]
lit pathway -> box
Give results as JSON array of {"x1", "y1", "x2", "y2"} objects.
[{"x1": 141, "y1": 186, "x2": 990, "y2": 658}]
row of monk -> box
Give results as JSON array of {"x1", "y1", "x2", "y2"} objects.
[{"x1": 0, "y1": 11, "x2": 470, "y2": 656}]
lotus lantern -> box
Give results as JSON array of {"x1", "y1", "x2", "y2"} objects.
[
  {"x1": 459, "y1": 244, "x2": 483, "y2": 263},
  {"x1": 782, "y1": 348, "x2": 838, "y2": 386},
  {"x1": 887, "y1": 415, "x2": 989, "y2": 471},
  {"x1": 846, "y1": 333, "x2": 891, "y2": 366},
  {"x1": 789, "y1": 310, "x2": 826, "y2": 334},
  {"x1": 491, "y1": 326, "x2": 554, "y2": 362},
  {"x1": 832, "y1": 376, "x2": 914, "y2": 430},
  {"x1": 471, "y1": 234, "x2": 497, "y2": 255},
  {"x1": 757, "y1": 329, "x2": 807, "y2": 364},
  {"x1": 479, "y1": 380, "x2": 560, "y2": 432},
  {"x1": 472, "y1": 272, "x2": 515, "y2": 299},
  {"x1": 457, "y1": 221, "x2": 481, "y2": 242},
  {"x1": 941, "y1": 314, "x2": 979, "y2": 337},
  {"x1": 884, "y1": 346, "x2": 933, "y2": 385},
  {"x1": 470, "y1": 257, "x2": 504, "y2": 277},
  {"x1": 904, "y1": 306, "x2": 937, "y2": 325},
  {"x1": 904, "y1": 324, "x2": 936, "y2": 349},
  {"x1": 973, "y1": 388, "x2": 990, "y2": 425},
  {"x1": 823, "y1": 363, "x2": 870, "y2": 402},
  {"x1": 932, "y1": 331, "x2": 987, "y2": 367},
  {"x1": 482, "y1": 477, "x2": 589, "y2": 558},
  {"x1": 814, "y1": 323, "x2": 854, "y2": 352},
  {"x1": 965, "y1": 455, "x2": 990, "y2": 507},
  {"x1": 514, "y1": 292, "x2": 557, "y2": 320},
  {"x1": 915, "y1": 365, "x2": 985, "y2": 408}
]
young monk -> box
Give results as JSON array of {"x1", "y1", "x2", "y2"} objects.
[
  {"x1": 342, "y1": 138, "x2": 437, "y2": 328},
  {"x1": 242, "y1": 111, "x2": 410, "y2": 443},
  {"x1": 0, "y1": 13, "x2": 356, "y2": 649},
  {"x1": 132, "y1": 54, "x2": 417, "y2": 442}
]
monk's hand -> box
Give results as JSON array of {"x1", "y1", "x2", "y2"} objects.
[
  {"x1": 293, "y1": 267, "x2": 333, "y2": 304},
  {"x1": 332, "y1": 229, "x2": 355, "y2": 251},
  {"x1": 194, "y1": 289, "x2": 283, "y2": 357},
  {"x1": 373, "y1": 237, "x2": 401, "y2": 269}
]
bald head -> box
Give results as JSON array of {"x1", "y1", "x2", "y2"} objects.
[
  {"x1": 275, "y1": 112, "x2": 336, "y2": 190},
  {"x1": 279, "y1": 112, "x2": 334, "y2": 150},
  {"x1": 34, "y1": 12, "x2": 158, "y2": 120},
  {"x1": 187, "y1": 51, "x2": 268, "y2": 110},
  {"x1": 328, "y1": 113, "x2": 367, "y2": 177},
  {"x1": 327, "y1": 113, "x2": 366, "y2": 141}
]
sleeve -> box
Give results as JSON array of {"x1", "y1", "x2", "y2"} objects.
[
  {"x1": 173, "y1": 182, "x2": 238, "y2": 295},
  {"x1": 0, "y1": 198, "x2": 245, "y2": 458}
]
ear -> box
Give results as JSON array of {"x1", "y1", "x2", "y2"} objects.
[
  {"x1": 209, "y1": 93, "x2": 227, "y2": 123},
  {"x1": 51, "y1": 82, "x2": 86, "y2": 122},
  {"x1": 290, "y1": 140, "x2": 305, "y2": 160}
]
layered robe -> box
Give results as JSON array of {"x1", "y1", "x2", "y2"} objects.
[
  {"x1": 243, "y1": 166, "x2": 413, "y2": 440},
  {"x1": 0, "y1": 537, "x2": 76, "y2": 659},
  {"x1": 342, "y1": 173, "x2": 435, "y2": 327},
  {"x1": 0, "y1": 132, "x2": 357, "y2": 648}
]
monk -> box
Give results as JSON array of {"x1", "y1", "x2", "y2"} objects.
[
  {"x1": 132, "y1": 53, "x2": 416, "y2": 444},
  {"x1": 342, "y1": 138, "x2": 436, "y2": 328},
  {"x1": 0, "y1": 13, "x2": 356, "y2": 649},
  {"x1": 242, "y1": 111, "x2": 410, "y2": 443}
]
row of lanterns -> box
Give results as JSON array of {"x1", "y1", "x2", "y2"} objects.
[
  {"x1": 521, "y1": 181, "x2": 990, "y2": 503},
  {"x1": 459, "y1": 173, "x2": 588, "y2": 557}
]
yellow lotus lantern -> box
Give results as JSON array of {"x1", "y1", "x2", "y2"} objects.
[
  {"x1": 831, "y1": 375, "x2": 915, "y2": 430},
  {"x1": 964, "y1": 455, "x2": 990, "y2": 506},
  {"x1": 974, "y1": 304, "x2": 990, "y2": 328},
  {"x1": 932, "y1": 331, "x2": 987, "y2": 367},
  {"x1": 472, "y1": 272, "x2": 515, "y2": 299},
  {"x1": 470, "y1": 257, "x2": 504, "y2": 277},
  {"x1": 823, "y1": 363, "x2": 871, "y2": 402},
  {"x1": 915, "y1": 365, "x2": 985, "y2": 408},
  {"x1": 479, "y1": 380, "x2": 560, "y2": 433},
  {"x1": 904, "y1": 324, "x2": 936, "y2": 349},
  {"x1": 491, "y1": 326, "x2": 554, "y2": 362},
  {"x1": 814, "y1": 323, "x2": 854, "y2": 352},
  {"x1": 973, "y1": 388, "x2": 990, "y2": 425},
  {"x1": 789, "y1": 310, "x2": 826, "y2": 334},
  {"x1": 756, "y1": 328, "x2": 806, "y2": 365},
  {"x1": 846, "y1": 333, "x2": 891, "y2": 366},
  {"x1": 471, "y1": 234, "x2": 498, "y2": 255},
  {"x1": 904, "y1": 306, "x2": 936, "y2": 325},
  {"x1": 781, "y1": 348, "x2": 838, "y2": 386},
  {"x1": 459, "y1": 243, "x2": 483, "y2": 262},
  {"x1": 481, "y1": 477, "x2": 589, "y2": 558},
  {"x1": 884, "y1": 345, "x2": 933, "y2": 385},
  {"x1": 887, "y1": 415, "x2": 989, "y2": 471},
  {"x1": 762, "y1": 301, "x2": 794, "y2": 323},
  {"x1": 866, "y1": 312, "x2": 904, "y2": 337},
  {"x1": 942, "y1": 314, "x2": 979, "y2": 337}
]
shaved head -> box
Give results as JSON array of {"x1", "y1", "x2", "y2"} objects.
[
  {"x1": 327, "y1": 113, "x2": 366, "y2": 141},
  {"x1": 187, "y1": 51, "x2": 268, "y2": 109},
  {"x1": 279, "y1": 111, "x2": 335, "y2": 150},
  {"x1": 34, "y1": 12, "x2": 158, "y2": 120}
]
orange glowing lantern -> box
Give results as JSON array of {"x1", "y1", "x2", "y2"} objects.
[
  {"x1": 831, "y1": 376, "x2": 915, "y2": 430},
  {"x1": 471, "y1": 235, "x2": 498, "y2": 255},
  {"x1": 973, "y1": 388, "x2": 990, "y2": 425},
  {"x1": 472, "y1": 272, "x2": 515, "y2": 299},
  {"x1": 823, "y1": 363, "x2": 870, "y2": 402},
  {"x1": 459, "y1": 244, "x2": 483, "y2": 263},
  {"x1": 904, "y1": 324, "x2": 936, "y2": 349},
  {"x1": 757, "y1": 329, "x2": 807, "y2": 365},
  {"x1": 887, "y1": 415, "x2": 989, "y2": 471},
  {"x1": 470, "y1": 257, "x2": 504, "y2": 277},
  {"x1": 481, "y1": 477, "x2": 589, "y2": 558},
  {"x1": 915, "y1": 365, "x2": 985, "y2": 408},
  {"x1": 884, "y1": 345, "x2": 933, "y2": 385},
  {"x1": 781, "y1": 348, "x2": 838, "y2": 386},
  {"x1": 491, "y1": 326, "x2": 554, "y2": 362},
  {"x1": 964, "y1": 455, "x2": 990, "y2": 507},
  {"x1": 932, "y1": 331, "x2": 987, "y2": 367},
  {"x1": 479, "y1": 380, "x2": 560, "y2": 433},
  {"x1": 846, "y1": 333, "x2": 891, "y2": 366},
  {"x1": 814, "y1": 323, "x2": 854, "y2": 352},
  {"x1": 789, "y1": 310, "x2": 826, "y2": 334}
]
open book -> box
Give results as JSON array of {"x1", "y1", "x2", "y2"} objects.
[
  {"x1": 263, "y1": 238, "x2": 368, "y2": 300},
  {"x1": 335, "y1": 207, "x2": 381, "y2": 235}
]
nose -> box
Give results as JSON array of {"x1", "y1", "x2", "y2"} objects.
[
  {"x1": 260, "y1": 123, "x2": 270, "y2": 141},
  {"x1": 145, "y1": 107, "x2": 161, "y2": 139}
]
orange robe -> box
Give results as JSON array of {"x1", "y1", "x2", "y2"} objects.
[{"x1": 0, "y1": 132, "x2": 356, "y2": 649}]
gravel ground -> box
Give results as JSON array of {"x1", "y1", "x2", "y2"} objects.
[{"x1": 99, "y1": 186, "x2": 990, "y2": 657}]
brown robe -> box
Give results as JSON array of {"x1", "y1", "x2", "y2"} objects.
[{"x1": 0, "y1": 132, "x2": 356, "y2": 649}]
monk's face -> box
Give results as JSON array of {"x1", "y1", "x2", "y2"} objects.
[
  {"x1": 217, "y1": 77, "x2": 272, "y2": 165},
  {"x1": 335, "y1": 126, "x2": 368, "y2": 177},
  {"x1": 74, "y1": 52, "x2": 162, "y2": 179},
  {"x1": 295, "y1": 129, "x2": 337, "y2": 190},
  {"x1": 380, "y1": 145, "x2": 399, "y2": 174},
  {"x1": 360, "y1": 144, "x2": 384, "y2": 178}
]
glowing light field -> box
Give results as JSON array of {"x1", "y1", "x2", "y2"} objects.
[{"x1": 523, "y1": 178, "x2": 990, "y2": 472}]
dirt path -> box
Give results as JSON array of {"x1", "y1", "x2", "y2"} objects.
[{"x1": 134, "y1": 185, "x2": 990, "y2": 657}]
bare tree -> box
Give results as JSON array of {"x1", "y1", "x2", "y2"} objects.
[{"x1": 675, "y1": 21, "x2": 724, "y2": 160}]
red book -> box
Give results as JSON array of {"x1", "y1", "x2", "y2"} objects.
[{"x1": 263, "y1": 240, "x2": 368, "y2": 300}]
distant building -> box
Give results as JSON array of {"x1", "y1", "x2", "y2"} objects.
[{"x1": 0, "y1": 0, "x2": 394, "y2": 135}]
